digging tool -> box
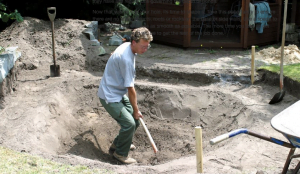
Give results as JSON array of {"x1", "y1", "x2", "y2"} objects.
[
  {"x1": 47, "y1": 7, "x2": 60, "y2": 77},
  {"x1": 138, "y1": 111, "x2": 158, "y2": 153},
  {"x1": 114, "y1": 31, "x2": 126, "y2": 42},
  {"x1": 269, "y1": 0, "x2": 288, "y2": 104}
]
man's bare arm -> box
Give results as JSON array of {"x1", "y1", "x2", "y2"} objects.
[{"x1": 127, "y1": 87, "x2": 143, "y2": 119}]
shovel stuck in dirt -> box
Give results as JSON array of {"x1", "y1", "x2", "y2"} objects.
[
  {"x1": 47, "y1": 7, "x2": 60, "y2": 77},
  {"x1": 269, "y1": 0, "x2": 288, "y2": 104}
]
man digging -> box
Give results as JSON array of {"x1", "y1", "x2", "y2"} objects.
[{"x1": 97, "y1": 27, "x2": 153, "y2": 164}]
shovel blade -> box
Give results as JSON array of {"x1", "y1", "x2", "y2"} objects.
[
  {"x1": 269, "y1": 90, "x2": 285, "y2": 104},
  {"x1": 50, "y1": 65, "x2": 60, "y2": 77}
]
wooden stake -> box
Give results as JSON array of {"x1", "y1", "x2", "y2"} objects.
[
  {"x1": 195, "y1": 126, "x2": 203, "y2": 173},
  {"x1": 251, "y1": 46, "x2": 255, "y2": 85}
]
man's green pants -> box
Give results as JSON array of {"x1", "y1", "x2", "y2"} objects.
[{"x1": 100, "y1": 96, "x2": 140, "y2": 157}]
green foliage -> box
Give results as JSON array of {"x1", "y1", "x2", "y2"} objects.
[
  {"x1": 0, "y1": 146, "x2": 115, "y2": 173},
  {"x1": 208, "y1": 49, "x2": 217, "y2": 54},
  {"x1": 258, "y1": 63, "x2": 300, "y2": 82},
  {"x1": 0, "y1": 0, "x2": 23, "y2": 23},
  {"x1": 116, "y1": 0, "x2": 145, "y2": 20},
  {"x1": 117, "y1": 3, "x2": 134, "y2": 17},
  {"x1": 0, "y1": 46, "x2": 4, "y2": 54}
]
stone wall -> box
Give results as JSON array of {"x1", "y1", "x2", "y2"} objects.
[{"x1": 0, "y1": 65, "x2": 16, "y2": 97}]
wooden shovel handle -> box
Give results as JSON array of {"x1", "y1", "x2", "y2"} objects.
[
  {"x1": 280, "y1": 0, "x2": 288, "y2": 91},
  {"x1": 138, "y1": 111, "x2": 158, "y2": 153}
]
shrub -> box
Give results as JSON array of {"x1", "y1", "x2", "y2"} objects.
[{"x1": 0, "y1": 0, "x2": 23, "y2": 23}]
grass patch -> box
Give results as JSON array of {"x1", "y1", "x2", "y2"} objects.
[
  {"x1": 258, "y1": 63, "x2": 300, "y2": 82},
  {"x1": 155, "y1": 54, "x2": 171, "y2": 60},
  {"x1": 0, "y1": 146, "x2": 114, "y2": 174}
]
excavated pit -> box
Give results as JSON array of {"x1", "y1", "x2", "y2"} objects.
[{"x1": 49, "y1": 78, "x2": 260, "y2": 166}]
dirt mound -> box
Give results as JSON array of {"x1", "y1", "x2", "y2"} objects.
[
  {"x1": 257, "y1": 45, "x2": 300, "y2": 64},
  {"x1": 0, "y1": 17, "x2": 94, "y2": 74}
]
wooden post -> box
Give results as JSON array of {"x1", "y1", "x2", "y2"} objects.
[
  {"x1": 195, "y1": 126, "x2": 203, "y2": 173},
  {"x1": 251, "y1": 46, "x2": 255, "y2": 85},
  {"x1": 183, "y1": 0, "x2": 191, "y2": 47}
]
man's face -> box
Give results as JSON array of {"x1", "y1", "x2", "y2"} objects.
[{"x1": 132, "y1": 39, "x2": 150, "y2": 54}]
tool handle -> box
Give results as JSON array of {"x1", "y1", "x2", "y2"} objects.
[
  {"x1": 280, "y1": 0, "x2": 288, "y2": 91},
  {"x1": 47, "y1": 7, "x2": 56, "y2": 22},
  {"x1": 139, "y1": 116, "x2": 158, "y2": 153},
  {"x1": 210, "y1": 128, "x2": 248, "y2": 145},
  {"x1": 210, "y1": 134, "x2": 230, "y2": 145},
  {"x1": 47, "y1": 7, "x2": 56, "y2": 66}
]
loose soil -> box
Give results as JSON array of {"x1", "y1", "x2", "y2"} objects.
[{"x1": 0, "y1": 17, "x2": 300, "y2": 174}]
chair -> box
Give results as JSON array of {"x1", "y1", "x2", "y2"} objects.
[
  {"x1": 227, "y1": 0, "x2": 242, "y2": 36},
  {"x1": 192, "y1": 1, "x2": 226, "y2": 40}
]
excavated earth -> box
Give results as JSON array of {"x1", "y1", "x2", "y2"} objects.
[{"x1": 0, "y1": 17, "x2": 300, "y2": 174}]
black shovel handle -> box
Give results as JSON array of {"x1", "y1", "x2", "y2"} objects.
[{"x1": 47, "y1": 7, "x2": 56, "y2": 22}]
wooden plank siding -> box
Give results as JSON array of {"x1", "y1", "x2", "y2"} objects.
[
  {"x1": 183, "y1": 0, "x2": 191, "y2": 47},
  {"x1": 296, "y1": 2, "x2": 300, "y2": 26},
  {"x1": 277, "y1": 0, "x2": 282, "y2": 41},
  {"x1": 242, "y1": 0, "x2": 249, "y2": 48},
  {"x1": 146, "y1": 2, "x2": 185, "y2": 46},
  {"x1": 291, "y1": 0, "x2": 297, "y2": 23},
  {"x1": 146, "y1": 0, "x2": 282, "y2": 48}
]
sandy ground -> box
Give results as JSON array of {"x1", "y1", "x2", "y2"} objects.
[{"x1": 0, "y1": 17, "x2": 300, "y2": 174}]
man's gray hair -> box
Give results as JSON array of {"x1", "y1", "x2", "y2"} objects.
[{"x1": 131, "y1": 27, "x2": 153, "y2": 43}]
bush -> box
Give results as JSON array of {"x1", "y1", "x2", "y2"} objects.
[
  {"x1": 117, "y1": 0, "x2": 146, "y2": 21},
  {"x1": 0, "y1": 0, "x2": 23, "y2": 23}
]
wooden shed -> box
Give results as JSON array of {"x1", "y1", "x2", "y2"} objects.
[{"x1": 146, "y1": 0, "x2": 282, "y2": 48}]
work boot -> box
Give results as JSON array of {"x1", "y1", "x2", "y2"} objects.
[
  {"x1": 109, "y1": 143, "x2": 136, "y2": 151},
  {"x1": 113, "y1": 151, "x2": 137, "y2": 164}
]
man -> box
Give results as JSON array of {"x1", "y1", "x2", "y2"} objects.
[{"x1": 97, "y1": 27, "x2": 153, "y2": 164}]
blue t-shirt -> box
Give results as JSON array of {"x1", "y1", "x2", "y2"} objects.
[{"x1": 97, "y1": 42, "x2": 136, "y2": 103}]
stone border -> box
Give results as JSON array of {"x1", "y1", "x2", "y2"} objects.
[
  {"x1": 0, "y1": 65, "x2": 16, "y2": 97},
  {"x1": 0, "y1": 47, "x2": 21, "y2": 97}
]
